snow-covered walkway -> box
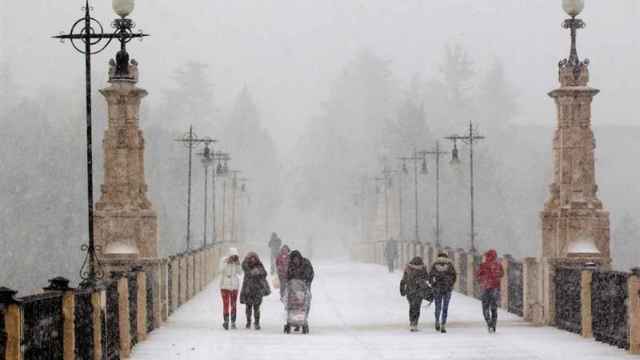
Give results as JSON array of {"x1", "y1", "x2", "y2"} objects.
[{"x1": 131, "y1": 262, "x2": 634, "y2": 359}]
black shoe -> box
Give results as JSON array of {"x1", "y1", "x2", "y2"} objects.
[
  {"x1": 246, "y1": 321, "x2": 251, "y2": 329},
  {"x1": 435, "y1": 322, "x2": 440, "y2": 331},
  {"x1": 254, "y1": 322, "x2": 261, "y2": 330},
  {"x1": 230, "y1": 322, "x2": 236, "y2": 330},
  {"x1": 223, "y1": 315, "x2": 229, "y2": 330},
  {"x1": 294, "y1": 326, "x2": 300, "y2": 332},
  {"x1": 284, "y1": 324, "x2": 291, "y2": 334},
  {"x1": 302, "y1": 325, "x2": 309, "y2": 334},
  {"x1": 440, "y1": 325, "x2": 447, "y2": 333}
]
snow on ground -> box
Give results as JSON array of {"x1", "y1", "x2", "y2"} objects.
[{"x1": 131, "y1": 261, "x2": 634, "y2": 360}]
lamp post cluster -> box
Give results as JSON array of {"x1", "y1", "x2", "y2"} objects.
[
  {"x1": 175, "y1": 126, "x2": 248, "y2": 252},
  {"x1": 364, "y1": 122, "x2": 487, "y2": 253}
]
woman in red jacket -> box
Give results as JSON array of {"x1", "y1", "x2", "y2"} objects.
[{"x1": 475, "y1": 249, "x2": 504, "y2": 333}]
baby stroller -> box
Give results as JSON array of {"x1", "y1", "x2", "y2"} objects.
[{"x1": 284, "y1": 279, "x2": 311, "y2": 334}]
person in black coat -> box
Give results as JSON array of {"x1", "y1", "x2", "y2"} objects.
[
  {"x1": 287, "y1": 250, "x2": 314, "y2": 331},
  {"x1": 429, "y1": 252, "x2": 457, "y2": 333},
  {"x1": 240, "y1": 252, "x2": 269, "y2": 330},
  {"x1": 400, "y1": 256, "x2": 430, "y2": 332}
]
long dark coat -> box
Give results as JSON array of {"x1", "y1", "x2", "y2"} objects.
[
  {"x1": 287, "y1": 250, "x2": 314, "y2": 286},
  {"x1": 429, "y1": 255, "x2": 457, "y2": 293},
  {"x1": 240, "y1": 253, "x2": 268, "y2": 305},
  {"x1": 400, "y1": 257, "x2": 430, "y2": 301}
]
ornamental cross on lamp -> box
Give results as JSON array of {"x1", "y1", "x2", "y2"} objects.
[
  {"x1": 52, "y1": 0, "x2": 149, "y2": 288},
  {"x1": 559, "y1": 0, "x2": 589, "y2": 80}
]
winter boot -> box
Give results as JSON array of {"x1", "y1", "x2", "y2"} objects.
[
  {"x1": 440, "y1": 324, "x2": 447, "y2": 333},
  {"x1": 435, "y1": 321, "x2": 440, "y2": 332},
  {"x1": 223, "y1": 314, "x2": 229, "y2": 330},
  {"x1": 230, "y1": 313, "x2": 237, "y2": 330},
  {"x1": 409, "y1": 322, "x2": 418, "y2": 332}
]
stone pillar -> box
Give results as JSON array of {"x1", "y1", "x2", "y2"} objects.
[
  {"x1": 580, "y1": 269, "x2": 593, "y2": 338},
  {"x1": 1, "y1": 288, "x2": 22, "y2": 360},
  {"x1": 523, "y1": 257, "x2": 543, "y2": 324},
  {"x1": 540, "y1": 49, "x2": 610, "y2": 262},
  {"x1": 179, "y1": 256, "x2": 187, "y2": 305},
  {"x1": 95, "y1": 60, "x2": 159, "y2": 273},
  {"x1": 452, "y1": 250, "x2": 461, "y2": 292},
  {"x1": 62, "y1": 290, "x2": 75, "y2": 360},
  {"x1": 466, "y1": 254, "x2": 475, "y2": 296},
  {"x1": 136, "y1": 271, "x2": 147, "y2": 342},
  {"x1": 91, "y1": 290, "x2": 103, "y2": 360},
  {"x1": 628, "y1": 269, "x2": 640, "y2": 354},
  {"x1": 500, "y1": 258, "x2": 509, "y2": 309},
  {"x1": 160, "y1": 259, "x2": 169, "y2": 322},
  {"x1": 116, "y1": 276, "x2": 131, "y2": 358},
  {"x1": 171, "y1": 257, "x2": 179, "y2": 313}
]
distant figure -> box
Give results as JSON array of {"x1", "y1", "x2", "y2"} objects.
[
  {"x1": 219, "y1": 247, "x2": 241, "y2": 330},
  {"x1": 475, "y1": 249, "x2": 504, "y2": 333},
  {"x1": 429, "y1": 252, "x2": 457, "y2": 333},
  {"x1": 276, "y1": 245, "x2": 290, "y2": 301},
  {"x1": 268, "y1": 232, "x2": 282, "y2": 274},
  {"x1": 400, "y1": 256, "x2": 430, "y2": 332},
  {"x1": 384, "y1": 238, "x2": 399, "y2": 272},
  {"x1": 240, "y1": 252, "x2": 270, "y2": 330}
]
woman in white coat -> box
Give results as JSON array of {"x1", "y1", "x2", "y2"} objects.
[{"x1": 220, "y1": 247, "x2": 241, "y2": 330}]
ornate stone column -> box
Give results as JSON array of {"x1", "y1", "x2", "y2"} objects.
[
  {"x1": 94, "y1": 59, "x2": 158, "y2": 267},
  {"x1": 540, "y1": 8, "x2": 610, "y2": 264}
]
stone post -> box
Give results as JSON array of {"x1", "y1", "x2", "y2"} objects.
[
  {"x1": 1, "y1": 288, "x2": 21, "y2": 360},
  {"x1": 466, "y1": 253, "x2": 475, "y2": 296},
  {"x1": 62, "y1": 290, "x2": 75, "y2": 360},
  {"x1": 500, "y1": 257, "x2": 509, "y2": 309},
  {"x1": 580, "y1": 269, "x2": 593, "y2": 338},
  {"x1": 541, "y1": 258, "x2": 556, "y2": 325},
  {"x1": 91, "y1": 290, "x2": 104, "y2": 360},
  {"x1": 523, "y1": 257, "x2": 543, "y2": 324},
  {"x1": 116, "y1": 276, "x2": 131, "y2": 358},
  {"x1": 628, "y1": 269, "x2": 640, "y2": 354},
  {"x1": 171, "y1": 257, "x2": 180, "y2": 313},
  {"x1": 160, "y1": 259, "x2": 169, "y2": 322},
  {"x1": 179, "y1": 255, "x2": 187, "y2": 305},
  {"x1": 136, "y1": 271, "x2": 147, "y2": 342},
  {"x1": 452, "y1": 250, "x2": 461, "y2": 292}
]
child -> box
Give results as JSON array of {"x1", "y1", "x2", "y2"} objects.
[{"x1": 219, "y1": 248, "x2": 241, "y2": 330}]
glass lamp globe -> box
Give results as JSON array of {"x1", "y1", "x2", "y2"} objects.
[
  {"x1": 113, "y1": 0, "x2": 135, "y2": 18},
  {"x1": 562, "y1": 0, "x2": 584, "y2": 17}
]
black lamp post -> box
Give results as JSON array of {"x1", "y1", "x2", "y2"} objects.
[
  {"x1": 174, "y1": 126, "x2": 215, "y2": 252},
  {"x1": 213, "y1": 152, "x2": 230, "y2": 243},
  {"x1": 198, "y1": 141, "x2": 215, "y2": 249},
  {"x1": 445, "y1": 121, "x2": 486, "y2": 253},
  {"x1": 53, "y1": 0, "x2": 148, "y2": 288},
  {"x1": 399, "y1": 150, "x2": 428, "y2": 243},
  {"x1": 422, "y1": 141, "x2": 448, "y2": 248}
]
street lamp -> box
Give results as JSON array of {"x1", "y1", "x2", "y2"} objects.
[
  {"x1": 445, "y1": 121, "x2": 486, "y2": 252},
  {"x1": 422, "y1": 141, "x2": 449, "y2": 248},
  {"x1": 198, "y1": 141, "x2": 215, "y2": 249},
  {"x1": 560, "y1": 0, "x2": 588, "y2": 80},
  {"x1": 399, "y1": 150, "x2": 428, "y2": 243},
  {"x1": 53, "y1": 0, "x2": 148, "y2": 288},
  {"x1": 211, "y1": 151, "x2": 230, "y2": 244},
  {"x1": 174, "y1": 126, "x2": 215, "y2": 252}
]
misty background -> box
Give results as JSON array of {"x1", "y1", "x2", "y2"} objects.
[{"x1": 1, "y1": 0, "x2": 639, "y2": 293}]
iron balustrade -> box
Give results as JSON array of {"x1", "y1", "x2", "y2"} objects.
[
  {"x1": 591, "y1": 270, "x2": 629, "y2": 349},
  {"x1": 554, "y1": 267, "x2": 582, "y2": 334},
  {"x1": 104, "y1": 280, "x2": 120, "y2": 360},
  {"x1": 75, "y1": 289, "x2": 94, "y2": 359},
  {"x1": 458, "y1": 251, "x2": 468, "y2": 295},
  {"x1": 507, "y1": 258, "x2": 524, "y2": 317},
  {"x1": 128, "y1": 272, "x2": 138, "y2": 347},
  {"x1": 146, "y1": 271, "x2": 154, "y2": 333},
  {"x1": 21, "y1": 292, "x2": 64, "y2": 360}
]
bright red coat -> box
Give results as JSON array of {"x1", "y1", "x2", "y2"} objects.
[{"x1": 475, "y1": 250, "x2": 504, "y2": 290}]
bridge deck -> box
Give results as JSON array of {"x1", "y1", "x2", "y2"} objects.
[{"x1": 131, "y1": 262, "x2": 634, "y2": 359}]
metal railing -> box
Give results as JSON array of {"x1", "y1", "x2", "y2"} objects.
[
  {"x1": 554, "y1": 267, "x2": 582, "y2": 334},
  {"x1": 592, "y1": 270, "x2": 629, "y2": 349},
  {"x1": 507, "y1": 257, "x2": 524, "y2": 317},
  {"x1": 75, "y1": 289, "x2": 94, "y2": 359},
  {"x1": 104, "y1": 280, "x2": 120, "y2": 360},
  {"x1": 128, "y1": 272, "x2": 138, "y2": 348},
  {"x1": 21, "y1": 292, "x2": 65, "y2": 360}
]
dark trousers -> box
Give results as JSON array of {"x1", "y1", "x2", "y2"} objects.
[
  {"x1": 434, "y1": 290, "x2": 452, "y2": 325},
  {"x1": 245, "y1": 303, "x2": 261, "y2": 324},
  {"x1": 481, "y1": 288, "x2": 500, "y2": 328},
  {"x1": 278, "y1": 275, "x2": 287, "y2": 300},
  {"x1": 386, "y1": 258, "x2": 395, "y2": 272},
  {"x1": 408, "y1": 297, "x2": 423, "y2": 325}
]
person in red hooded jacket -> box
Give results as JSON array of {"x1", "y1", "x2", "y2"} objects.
[{"x1": 475, "y1": 249, "x2": 504, "y2": 333}]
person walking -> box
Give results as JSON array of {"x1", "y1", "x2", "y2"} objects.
[
  {"x1": 287, "y1": 250, "x2": 314, "y2": 333},
  {"x1": 268, "y1": 232, "x2": 282, "y2": 274},
  {"x1": 276, "y1": 245, "x2": 290, "y2": 301},
  {"x1": 240, "y1": 252, "x2": 270, "y2": 330},
  {"x1": 219, "y1": 247, "x2": 241, "y2": 330},
  {"x1": 429, "y1": 252, "x2": 457, "y2": 333},
  {"x1": 384, "y1": 238, "x2": 399, "y2": 272},
  {"x1": 399, "y1": 256, "x2": 430, "y2": 332},
  {"x1": 475, "y1": 249, "x2": 504, "y2": 333}
]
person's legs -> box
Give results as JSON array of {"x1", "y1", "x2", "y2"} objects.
[
  {"x1": 441, "y1": 291, "x2": 452, "y2": 325},
  {"x1": 408, "y1": 297, "x2": 422, "y2": 330},
  {"x1": 221, "y1": 290, "x2": 230, "y2": 329},
  {"x1": 230, "y1": 290, "x2": 238, "y2": 327},
  {"x1": 245, "y1": 305, "x2": 253, "y2": 328},
  {"x1": 481, "y1": 290, "x2": 492, "y2": 328},
  {"x1": 434, "y1": 292, "x2": 443, "y2": 325},
  {"x1": 254, "y1": 303, "x2": 262, "y2": 330},
  {"x1": 490, "y1": 289, "x2": 499, "y2": 331}
]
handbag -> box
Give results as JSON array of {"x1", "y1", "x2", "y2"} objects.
[
  {"x1": 419, "y1": 280, "x2": 434, "y2": 303},
  {"x1": 261, "y1": 278, "x2": 272, "y2": 296},
  {"x1": 272, "y1": 274, "x2": 280, "y2": 289}
]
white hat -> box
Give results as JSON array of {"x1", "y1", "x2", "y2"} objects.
[{"x1": 228, "y1": 247, "x2": 239, "y2": 256}]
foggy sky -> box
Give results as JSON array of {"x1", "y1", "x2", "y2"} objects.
[{"x1": 1, "y1": 0, "x2": 639, "y2": 154}]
